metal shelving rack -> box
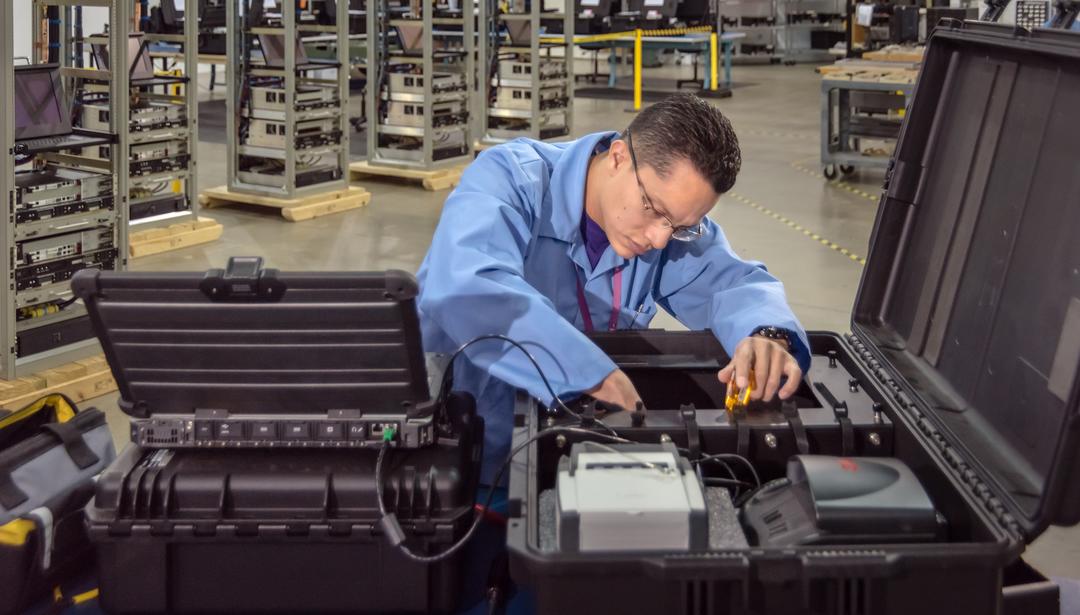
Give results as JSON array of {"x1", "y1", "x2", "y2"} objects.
[
  {"x1": 366, "y1": 0, "x2": 475, "y2": 168},
  {"x1": 226, "y1": 0, "x2": 351, "y2": 199},
  {"x1": 131, "y1": 0, "x2": 200, "y2": 229},
  {"x1": 1, "y1": 0, "x2": 129, "y2": 379},
  {"x1": 477, "y1": 0, "x2": 574, "y2": 144},
  {"x1": 83, "y1": 0, "x2": 203, "y2": 232},
  {"x1": 776, "y1": 0, "x2": 844, "y2": 63},
  {"x1": 719, "y1": 0, "x2": 780, "y2": 62}
]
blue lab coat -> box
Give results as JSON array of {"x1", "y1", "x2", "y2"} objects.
[{"x1": 417, "y1": 131, "x2": 811, "y2": 484}]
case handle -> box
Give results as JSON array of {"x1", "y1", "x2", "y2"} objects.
[
  {"x1": 199, "y1": 256, "x2": 286, "y2": 300},
  {"x1": 40, "y1": 422, "x2": 100, "y2": 470}
]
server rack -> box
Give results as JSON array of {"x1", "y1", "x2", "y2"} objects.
[
  {"x1": 366, "y1": 0, "x2": 475, "y2": 168},
  {"x1": 478, "y1": 0, "x2": 574, "y2": 144},
  {"x1": 227, "y1": 0, "x2": 351, "y2": 199},
  {"x1": 1, "y1": 0, "x2": 130, "y2": 378},
  {"x1": 81, "y1": 0, "x2": 203, "y2": 231}
]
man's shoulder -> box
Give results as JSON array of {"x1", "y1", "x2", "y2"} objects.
[{"x1": 474, "y1": 137, "x2": 574, "y2": 172}]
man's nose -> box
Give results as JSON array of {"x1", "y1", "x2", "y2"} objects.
[{"x1": 644, "y1": 223, "x2": 671, "y2": 251}]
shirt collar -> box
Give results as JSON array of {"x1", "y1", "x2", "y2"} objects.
[{"x1": 538, "y1": 131, "x2": 620, "y2": 244}]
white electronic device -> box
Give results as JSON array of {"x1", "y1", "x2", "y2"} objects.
[{"x1": 555, "y1": 442, "x2": 708, "y2": 552}]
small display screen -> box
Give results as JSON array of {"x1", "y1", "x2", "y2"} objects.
[
  {"x1": 14, "y1": 68, "x2": 67, "y2": 140},
  {"x1": 259, "y1": 33, "x2": 309, "y2": 66},
  {"x1": 130, "y1": 36, "x2": 156, "y2": 80}
]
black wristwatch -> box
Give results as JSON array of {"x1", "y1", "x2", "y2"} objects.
[{"x1": 751, "y1": 326, "x2": 793, "y2": 349}]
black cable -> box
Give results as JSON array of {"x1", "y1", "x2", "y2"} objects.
[
  {"x1": 375, "y1": 426, "x2": 632, "y2": 563},
  {"x1": 687, "y1": 448, "x2": 740, "y2": 497},
  {"x1": 692, "y1": 453, "x2": 761, "y2": 488},
  {"x1": 54, "y1": 296, "x2": 80, "y2": 309},
  {"x1": 433, "y1": 334, "x2": 619, "y2": 438},
  {"x1": 702, "y1": 477, "x2": 753, "y2": 488}
]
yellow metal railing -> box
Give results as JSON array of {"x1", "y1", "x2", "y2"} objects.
[{"x1": 539, "y1": 25, "x2": 718, "y2": 110}]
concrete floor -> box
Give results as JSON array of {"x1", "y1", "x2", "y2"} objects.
[{"x1": 86, "y1": 61, "x2": 1079, "y2": 580}]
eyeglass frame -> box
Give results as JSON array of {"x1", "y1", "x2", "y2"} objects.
[{"x1": 624, "y1": 129, "x2": 705, "y2": 242}]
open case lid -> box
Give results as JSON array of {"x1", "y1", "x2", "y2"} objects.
[
  {"x1": 71, "y1": 258, "x2": 431, "y2": 419},
  {"x1": 852, "y1": 21, "x2": 1080, "y2": 542}
]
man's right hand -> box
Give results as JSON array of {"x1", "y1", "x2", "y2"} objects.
[{"x1": 586, "y1": 368, "x2": 644, "y2": 414}]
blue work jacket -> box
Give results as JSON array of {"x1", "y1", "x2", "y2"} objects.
[{"x1": 417, "y1": 131, "x2": 811, "y2": 483}]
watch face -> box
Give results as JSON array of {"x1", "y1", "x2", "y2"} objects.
[{"x1": 756, "y1": 327, "x2": 790, "y2": 343}]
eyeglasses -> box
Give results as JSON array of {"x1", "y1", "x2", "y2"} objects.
[{"x1": 625, "y1": 130, "x2": 705, "y2": 242}]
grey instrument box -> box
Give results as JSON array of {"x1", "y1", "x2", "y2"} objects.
[{"x1": 556, "y1": 442, "x2": 708, "y2": 552}]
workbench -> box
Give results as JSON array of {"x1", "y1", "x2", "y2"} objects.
[
  {"x1": 576, "y1": 31, "x2": 745, "y2": 91},
  {"x1": 818, "y1": 55, "x2": 917, "y2": 179}
]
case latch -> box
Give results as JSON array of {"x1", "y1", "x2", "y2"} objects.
[{"x1": 200, "y1": 256, "x2": 286, "y2": 300}]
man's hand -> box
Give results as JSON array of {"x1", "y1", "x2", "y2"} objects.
[
  {"x1": 718, "y1": 336, "x2": 802, "y2": 403},
  {"x1": 587, "y1": 368, "x2": 644, "y2": 414}
]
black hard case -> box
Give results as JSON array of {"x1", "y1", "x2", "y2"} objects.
[
  {"x1": 86, "y1": 405, "x2": 483, "y2": 614},
  {"x1": 506, "y1": 22, "x2": 1080, "y2": 615},
  {"x1": 70, "y1": 267, "x2": 430, "y2": 420}
]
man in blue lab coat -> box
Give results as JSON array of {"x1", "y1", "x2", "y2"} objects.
[
  {"x1": 418, "y1": 92, "x2": 812, "y2": 613},
  {"x1": 418, "y1": 93, "x2": 810, "y2": 483}
]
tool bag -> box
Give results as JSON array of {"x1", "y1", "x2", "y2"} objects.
[{"x1": 0, "y1": 394, "x2": 115, "y2": 615}]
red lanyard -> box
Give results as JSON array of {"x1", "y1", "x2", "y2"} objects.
[{"x1": 576, "y1": 268, "x2": 622, "y2": 333}]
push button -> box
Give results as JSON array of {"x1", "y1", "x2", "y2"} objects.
[
  {"x1": 318, "y1": 422, "x2": 344, "y2": 440},
  {"x1": 252, "y1": 421, "x2": 277, "y2": 440},
  {"x1": 194, "y1": 421, "x2": 214, "y2": 440},
  {"x1": 283, "y1": 422, "x2": 310, "y2": 440},
  {"x1": 216, "y1": 421, "x2": 244, "y2": 440}
]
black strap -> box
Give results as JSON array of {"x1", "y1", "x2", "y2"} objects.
[
  {"x1": 680, "y1": 404, "x2": 701, "y2": 461},
  {"x1": 782, "y1": 401, "x2": 810, "y2": 455},
  {"x1": 833, "y1": 401, "x2": 854, "y2": 456},
  {"x1": 41, "y1": 422, "x2": 99, "y2": 469},
  {"x1": 0, "y1": 469, "x2": 29, "y2": 510},
  {"x1": 839, "y1": 416, "x2": 854, "y2": 455},
  {"x1": 814, "y1": 382, "x2": 855, "y2": 456},
  {"x1": 733, "y1": 408, "x2": 750, "y2": 459}
]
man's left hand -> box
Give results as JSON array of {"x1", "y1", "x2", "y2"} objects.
[{"x1": 717, "y1": 336, "x2": 802, "y2": 403}]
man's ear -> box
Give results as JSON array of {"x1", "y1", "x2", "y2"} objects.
[{"x1": 608, "y1": 139, "x2": 629, "y2": 172}]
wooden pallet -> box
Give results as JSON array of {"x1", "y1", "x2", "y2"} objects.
[
  {"x1": 129, "y1": 217, "x2": 224, "y2": 258},
  {"x1": 819, "y1": 65, "x2": 917, "y2": 85},
  {"x1": 863, "y1": 46, "x2": 925, "y2": 63},
  {"x1": 0, "y1": 355, "x2": 117, "y2": 410},
  {"x1": 199, "y1": 185, "x2": 371, "y2": 222},
  {"x1": 349, "y1": 161, "x2": 465, "y2": 191}
]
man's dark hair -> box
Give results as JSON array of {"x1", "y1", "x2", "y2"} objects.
[{"x1": 625, "y1": 93, "x2": 741, "y2": 194}]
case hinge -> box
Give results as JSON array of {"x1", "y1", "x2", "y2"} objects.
[
  {"x1": 844, "y1": 333, "x2": 1024, "y2": 541},
  {"x1": 883, "y1": 158, "x2": 924, "y2": 207}
]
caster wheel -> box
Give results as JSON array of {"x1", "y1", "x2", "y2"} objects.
[
  {"x1": 823, "y1": 165, "x2": 838, "y2": 180},
  {"x1": 840, "y1": 164, "x2": 855, "y2": 176}
]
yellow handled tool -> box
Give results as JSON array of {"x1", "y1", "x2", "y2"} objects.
[{"x1": 725, "y1": 371, "x2": 755, "y2": 411}]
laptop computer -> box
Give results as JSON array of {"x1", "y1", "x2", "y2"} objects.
[
  {"x1": 91, "y1": 32, "x2": 156, "y2": 82},
  {"x1": 506, "y1": 19, "x2": 532, "y2": 46},
  {"x1": 13, "y1": 64, "x2": 112, "y2": 156},
  {"x1": 395, "y1": 22, "x2": 424, "y2": 54},
  {"x1": 258, "y1": 32, "x2": 336, "y2": 68}
]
